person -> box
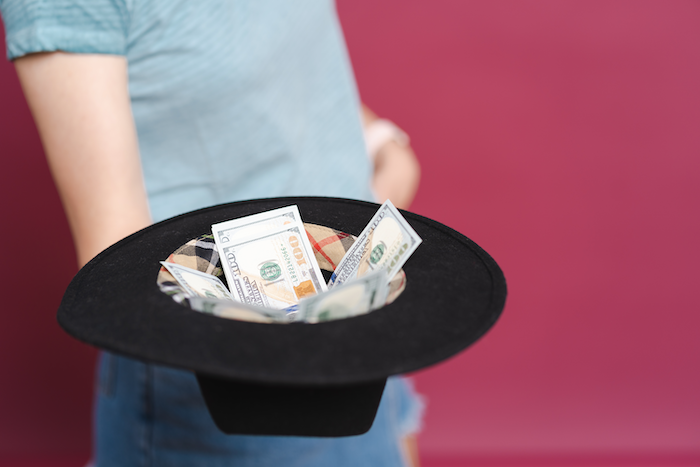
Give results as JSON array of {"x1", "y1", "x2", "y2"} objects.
[{"x1": 1, "y1": 0, "x2": 422, "y2": 465}]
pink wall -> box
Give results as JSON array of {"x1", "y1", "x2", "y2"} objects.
[
  {"x1": 0, "y1": 23, "x2": 94, "y2": 466},
  {"x1": 1, "y1": 1, "x2": 699, "y2": 465}
]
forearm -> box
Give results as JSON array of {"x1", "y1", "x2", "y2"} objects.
[{"x1": 16, "y1": 52, "x2": 151, "y2": 267}]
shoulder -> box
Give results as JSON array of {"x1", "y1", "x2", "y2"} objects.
[{"x1": 1, "y1": 0, "x2": 130, "y2": 60}]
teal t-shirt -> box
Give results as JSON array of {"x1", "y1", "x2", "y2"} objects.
[{"x1": 1, "y1": 0, "x2": 373, "y2": 222}]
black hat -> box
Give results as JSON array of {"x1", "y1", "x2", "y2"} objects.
[{"x1": 57, "y1": 197, "x2": 506, "y2": 437}]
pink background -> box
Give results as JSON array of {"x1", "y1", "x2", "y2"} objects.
[{"x1": 1, "y1": 1, "x2": 699, "y2": 466}]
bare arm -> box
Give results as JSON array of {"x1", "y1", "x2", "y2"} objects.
[
  {"x1": 15, "y1": 52, "x2": 151, "y2": 267},
  {"x1": 362, "y1": 105, "x2": 421, "y2": 210}
]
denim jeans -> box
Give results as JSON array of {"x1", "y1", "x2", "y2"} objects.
[{"x1": 94, "y1": 352, "x2": 423, "y2": 466}]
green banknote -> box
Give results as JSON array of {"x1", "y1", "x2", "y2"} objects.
[
  {"x1": 211, "y1": 205, "x2": 303, "y2": 246},
  {"x1": 160, "y1": 261, "x2": 233, "y2": 300},
  {"x1": 296, "y1": 269, "x2": 389, "y2": 323},
  {"x1": 214, "y1": 223, "x2": 327, "y2": 310},
  {"x1": 328, "y1": 200, "x2": 422, "y2": 288},
  {"x1": 187, "y1": 296, "x2": 291, "y2": 323},
  {"x1": 189, "y1": 268, "x2": 389, "y2": 324}
]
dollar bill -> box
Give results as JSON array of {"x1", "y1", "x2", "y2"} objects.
[
  {"x1": 214, "y1": 222, "x2": 327, "y2": 310},
  {"x1": 328, "y1": 200, "x2": 422, "y2": 288},
  {"x1": 160, "y1": 261, "x2": 234, "y2": 300},
  {"x1": 189, "y1": 270, "x2": 388, "y2": 324},
  {"x1": 297, "y1": 269, "x2": 389, "y2": 323},
  {"x1": 188, "y1": 296, "x2": 292, "y2": 323},
  {"x1": 211, "y1": 205, "x2": 303, "y2": 246}
]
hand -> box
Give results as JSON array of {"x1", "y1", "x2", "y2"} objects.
[
  {"x1": 361, "y1": 105, "x2": 420, "y2": 210},
  {"x1": 371, "y1": 139, "x2": 420, "y2": 210}
]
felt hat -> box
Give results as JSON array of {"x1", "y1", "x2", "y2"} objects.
[{"x1": 57, "y1": 197, "x2": 506, "y2": 437}]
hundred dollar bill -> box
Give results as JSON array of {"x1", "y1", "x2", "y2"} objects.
[
  {"x1": 214, "y1": 223, "x2": 327, "y2": 310},
  {"x1": 188, "y1": 296, "x2": 292, "y2": 324},
  {"x1": 328, "y1": 200, "x2": 422, "y2": 288},
  {"x1": 211, "y1": 205, "x2": 302, "y2": 246},
  {"x1": 188, "y1": 270, "x2": 388, "y2": 324},
  {"x1": 297, "y1": 269, "x2": 389, "y2": 323},
  {"x1": 160, "y1": 262, "x2": 234, "y2": 300}
]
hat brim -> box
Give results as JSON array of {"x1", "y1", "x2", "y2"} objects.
[{"x1": 58, "y1": 197, "x2": 507, "y2": 385}]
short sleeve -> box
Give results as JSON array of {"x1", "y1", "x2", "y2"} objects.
[{"x1": 0, "y1": 0, "x2": 129, "y2": 60}]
